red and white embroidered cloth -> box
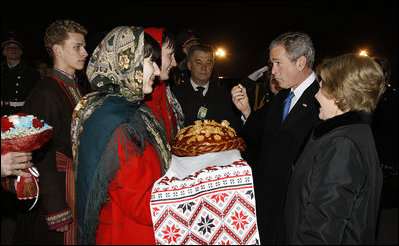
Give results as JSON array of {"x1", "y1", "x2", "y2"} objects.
[{"x1": 151, "y1": 150, "x2": 260, "y2": 245}]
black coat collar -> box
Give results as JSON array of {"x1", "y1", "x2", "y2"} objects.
[{"x1": 313, "y1": 111, "x2": 372, "y2": 139}]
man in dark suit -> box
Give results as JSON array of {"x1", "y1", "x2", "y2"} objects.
[
  {"x1": 231, "y1": 32, "x2": 321, "y2": 244},
  {"x1": 171, "y1": 44, "x2": 240, "y2": 131}
]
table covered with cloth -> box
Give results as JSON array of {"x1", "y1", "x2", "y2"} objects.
[{"x1": 150, "y1": 149, "x2": 261, "y2": 245}]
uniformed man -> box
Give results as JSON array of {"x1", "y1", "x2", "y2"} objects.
[
  {"x1": 168, "y1": 29, "x2": 200, "y2": 87},
  {"x1": 1, "y1": 37, "x2": 40, "y2": 116},
  {"x1": 171, "y1": 44, "x2": 240, "y2": 130}
]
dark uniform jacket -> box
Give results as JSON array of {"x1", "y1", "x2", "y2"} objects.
[
  {"x1": 171, "y1": 79, "x2": 240, "y2": 131},
  {"x1": 168, "y1": 61, "x2": 191, "y2": 87},
  {"x1": 241, "y1": 80, "x2": 320, "y2": 244},
  {"x1": 1, "y1": 61, "x2": 40, "y2": 116},
  {"x1": 283, "y1": 111, "x2": 382, "y2": 244}
]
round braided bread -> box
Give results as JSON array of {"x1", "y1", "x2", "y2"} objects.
[{"x1": 172, "y1": 120, "x2": 246, "y2": 156}]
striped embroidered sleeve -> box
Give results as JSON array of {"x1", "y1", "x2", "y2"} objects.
[{"x1": 44, "y1": 208, "x2": 73, "y2": 230}]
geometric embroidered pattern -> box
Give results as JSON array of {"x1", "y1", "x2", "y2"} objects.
[
  {"x1": 44, "y1": 208, "x2": 73, "y2": 230},
  {"x1": 151, "y1": 159, "x2": 260, "y2": 245}
]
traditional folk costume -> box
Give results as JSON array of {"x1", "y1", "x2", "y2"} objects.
[
  {"x1": 144, "y1": 27, "x2": 184, "y2": 143},
  {"x1": 145, "y1": 78, "x2": 184, "y2": 142},
  {"x1": 12, "y1": 68, "x2": 84, "y2": 244},
  {"x1": 71, "y1": 26, "x2": 170, "y2": 245}
]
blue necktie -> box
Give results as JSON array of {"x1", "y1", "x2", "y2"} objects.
[{"x1": 282, "y1": 91, "x2": 295, "y2": 122}]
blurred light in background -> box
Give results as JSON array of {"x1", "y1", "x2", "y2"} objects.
[
  {"x1": 215, "y1": 48, "x2": 226, "y2": 57},
  {"x1": 359, "y1": 50, "x2": 368, "y2": 57}
]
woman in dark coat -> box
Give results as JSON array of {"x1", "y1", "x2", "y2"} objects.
[{"x1": 283, "y1": 54, "x2": 386, "y2": 244}]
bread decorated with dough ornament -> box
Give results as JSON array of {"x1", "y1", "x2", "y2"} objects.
[{"x1": 172, "y1": 119, "x2": 246, "y2": 156}]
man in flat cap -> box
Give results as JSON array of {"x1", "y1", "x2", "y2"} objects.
[{"x1": 1, "y1": 36, "x2": 40, "y2": 116}]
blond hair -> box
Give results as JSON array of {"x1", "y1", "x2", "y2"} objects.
[
  {"x1": 316, "y1": 54, "x2": 385, "y2": 114},
  {"x1": 44, "y1": 20, "x2": 87, "y2": 58}
]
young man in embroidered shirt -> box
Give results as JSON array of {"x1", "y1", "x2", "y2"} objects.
[{"x1": 12, "y1": 19, "x2": 88, "y2": 245}]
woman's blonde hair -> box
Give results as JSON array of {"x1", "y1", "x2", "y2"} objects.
[{"x1": 316, "y1": 54, "x2": 385, "y2": 114}]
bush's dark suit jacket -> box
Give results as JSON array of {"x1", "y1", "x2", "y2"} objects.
[
  {"x1": 171, "y1": 80, "x2": 240, "y2": 131},
  {"x1": 241, "y1": 80, "x2": 320, "y2": 244}
]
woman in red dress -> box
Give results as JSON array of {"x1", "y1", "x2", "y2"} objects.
[{"x1": 72, "y1": 26, "x2": 171, "y2": 245}]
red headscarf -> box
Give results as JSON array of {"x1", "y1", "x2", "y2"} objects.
[{"x1": 144, "y1": 27, "x2": 163, "y2": 49}]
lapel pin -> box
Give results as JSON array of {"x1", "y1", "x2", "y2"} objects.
[{"x1": 302, "y1": 103, "x2": 307, "y2": 107}]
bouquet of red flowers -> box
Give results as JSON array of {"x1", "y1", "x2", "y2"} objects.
[{"x1": 1, "y1": 113, "x2": 53, "y2": 209}]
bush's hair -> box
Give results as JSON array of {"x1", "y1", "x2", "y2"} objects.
[
  {"x1": 44, "y1": 20, "x2": 87, "y2": 58},
  {"x1": 269, "y1": 31, "x2": 315, "y2": 68},
  {"x1": 316, "y1": 54, "x2": 385, "y2": 114}
]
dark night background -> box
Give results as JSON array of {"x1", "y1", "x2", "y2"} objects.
[{"x1": 1, "y1": 0, "x2": 398, "y2": 87}]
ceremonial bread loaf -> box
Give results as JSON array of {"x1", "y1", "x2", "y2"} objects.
[{"x1": 172, "y1": 119, "x2": 246, "y2": 156}]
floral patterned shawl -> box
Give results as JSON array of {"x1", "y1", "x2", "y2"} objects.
[{"x1": 71, "y1": 26, "x2": 170, "y2": 245}]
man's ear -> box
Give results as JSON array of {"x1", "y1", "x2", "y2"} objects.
[
  {"x1": 52, "y1": 44, "x2": 61, "y2": 58},
  {"x1": 296, "y1": 56, "x2": 306, "y2": 71},
  {"x1": 187, "y1": 60, "x2": 192, "y2": 71}
]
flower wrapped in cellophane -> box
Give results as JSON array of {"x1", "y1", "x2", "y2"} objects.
[{"x1": 1, "y1": 113, "x2": 53, "y2": 209}]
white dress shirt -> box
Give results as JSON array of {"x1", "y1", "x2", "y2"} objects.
[
  {"x1": 241, "y1": 72, "x2": 316, "y2": 124},
  {"x1": 190, "y1": 79, "x2": 209, "y2": 96},
  {"x1": 287, "y1": 72, "x2": 316, "y2": 112}
]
